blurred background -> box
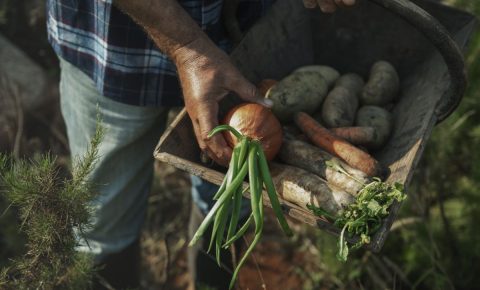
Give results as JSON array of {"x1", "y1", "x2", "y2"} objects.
[{"x1": 0, "y1": 0, "x2": 479, "y2": 289}]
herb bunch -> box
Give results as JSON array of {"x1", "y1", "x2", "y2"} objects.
[{"x1": 309, "y1": 178, "x2": 406, "y2": 262}]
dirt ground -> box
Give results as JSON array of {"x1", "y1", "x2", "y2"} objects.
[{"x1": 141, "y1": 153, "x2": 309, "y2": 290}]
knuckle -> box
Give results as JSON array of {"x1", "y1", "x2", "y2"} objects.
[
  {"x1": 216, "y1": 149, "x2": 225, "y2": 159},
  {"x1": 201, "y1": 131, "x2": 211, "y2": 142},
  {"x1": 198, "y1": 142, "x2": 207, "y2": 151}
]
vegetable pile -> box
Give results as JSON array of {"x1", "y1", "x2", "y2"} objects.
[
  {"x1": 259, "y1": 61, "x2": 406, "y2": 260},
  {"x1": 190, "y1": 61, "x2": 407, "y2": 288},
  {"x1": 189, "y1": 103, "x2": 292, "y2": 289}
]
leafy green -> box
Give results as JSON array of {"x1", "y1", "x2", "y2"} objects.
[
  {"x1": 308, "y1": 178, "x2": 406, "y2": 262},
  {"x1": 306, "y1": 204, "x2": 337, "y2": 220}
]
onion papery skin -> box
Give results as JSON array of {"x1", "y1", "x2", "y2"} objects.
[{"x1": 222, "y1": 103, "x2": 283, "y2": 161}]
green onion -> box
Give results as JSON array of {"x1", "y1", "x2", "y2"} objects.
[{"x1": 189, "y1": 125, "x2": 291, "y2": 289}]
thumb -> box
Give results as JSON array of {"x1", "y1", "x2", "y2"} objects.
[{"x1": 230, "y1": 76, "x2": 274, "y2": 108}]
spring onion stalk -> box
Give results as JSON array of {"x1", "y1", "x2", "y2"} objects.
[{"x1": 189, "y1": 125, "x2": 292, "y2": 290}]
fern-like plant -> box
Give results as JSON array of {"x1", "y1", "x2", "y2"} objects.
[{"x1": 0, "y1": 121, "x2": 104, "y2": 290}]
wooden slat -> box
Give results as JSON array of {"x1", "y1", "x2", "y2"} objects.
[{"x1": 154, "y1": 148, "x2": 359, "y2": 244}]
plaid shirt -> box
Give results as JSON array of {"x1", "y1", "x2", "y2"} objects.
[{"x1": 47, "y1": 0, "x2": 272, "y2": 107}]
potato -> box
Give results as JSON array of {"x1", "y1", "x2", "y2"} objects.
[
  {"x1": 321, "y1": 86, "x2": 358, "y2": 128},
  {"x1": 355, "y1": 105, "x2": 393, "y2": 149},
  {"x1": 319, "y1": 73, "x2": 363, "y2": 128},
  {"x1": 293, "y1": 65, "x2": 340, "y2": 88},
  {"x1": 267, "y1": 71, "x2": 328, "y2": 122},
  {"x1": 335, "y1": 73, "x2": 365, "y2": 94},
  {"x1": 361, "y1": 61, "x2": 400, "y2": 105}
]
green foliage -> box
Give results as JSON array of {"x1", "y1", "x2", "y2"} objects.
[
  {"x1": 390, "y1": 1, "x2": 480, "y2": 288},
  {"x1": 335, "y1": 180, "x2": 405, "y2": 262},
  {"x1": 0, "y1": 122, "x2": 104, "y2": 289},
  {"x1": 308, "y1": 179, "x2": 406, "y2": 262}
]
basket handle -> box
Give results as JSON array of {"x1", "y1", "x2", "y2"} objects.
[{"x1": 367, "y1": 0, "x2": 466, "y2": 122}]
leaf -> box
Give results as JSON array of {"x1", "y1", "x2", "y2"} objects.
[
  {"x1": 367, "y1": 199, "x2": 382, "y2": 215},
  {"x1": 307, "y1": 204, "x2": 337, "y2": 220},
  {"x1": 337, "y1": 225, "x2": 349, "y2": 262},
  {"x1": 312, "y1": 179, "x2": 406, "y2": 262}
]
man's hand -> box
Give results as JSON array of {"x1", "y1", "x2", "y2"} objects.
[
  {"x1": 303, "y1": 0, "x2": 356, "y2": 12},
  {"x1": 114, "y1": 0, "x2": 271, "y2": 166},
  {"x1": 173, "y1": 38, "x2": 272, "y2": 166}
]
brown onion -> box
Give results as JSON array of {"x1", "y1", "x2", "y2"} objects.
[{"x1": 222, "y1": 103, "x2": 283, "y2": 160}]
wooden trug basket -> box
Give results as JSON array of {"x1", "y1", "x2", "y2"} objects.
[{"x1": 155, "y1": 0, "x2": 477, "y2": 251}]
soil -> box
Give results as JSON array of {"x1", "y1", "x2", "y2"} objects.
[{"x1": 142, "y1": 159, "x2": 308, "y2": 290}]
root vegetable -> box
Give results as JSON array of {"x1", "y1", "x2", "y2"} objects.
[
  {"x1": 222, "y1": 103, "x2": 283, "y2": 160},
  {"x1": 270, "y1": 163, "x2": 355, "y2": 214},
  {"x1": 293, "y1": 65, "x2": 340, "y2": 88},
  {"x1": 330, "y1": 126, "x2": 377, "y2": 147},
  {"x1": 335, "y1": 73, "x2": 365, "y2": 94},
  {"x1": 294, "y1": 112, "x2": 382, "y2": 177},
  {"x1": 321, "y1": 86, "x2": 359, "y2": 128},
  {"x1": 361, "y1": 61, "x2": 400, "y2": 105},
  {"x1": 321, "y1": 74, "x2": 363, "y2": 128},
  {"x1": 355, "y1": 106, "x2": 393, "y2": 150},
  {"x1": 279, "y1": 139, "x2": 370, "y2": 195},
  {"x1": 267, "y1": 71, "x2": 328, "y2": 122}
]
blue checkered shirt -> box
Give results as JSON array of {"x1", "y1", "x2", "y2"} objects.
[{"x1": 47, "y1": 0, "x2": 272, "y2": 106}]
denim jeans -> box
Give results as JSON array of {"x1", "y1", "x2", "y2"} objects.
[{"x1": 59, "y1": 58, "x2": 225, "y2": 261}]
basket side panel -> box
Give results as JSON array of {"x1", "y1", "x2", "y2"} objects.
[
  {"x1": 155, "y1": 108, "x2": 201, "y2": 164},
  {"x1": 230, "y1": 0, "x2": 314, "y2": 84},
  {"x1": 311, "y1": 1, "x2": 435, "y2": 78}
]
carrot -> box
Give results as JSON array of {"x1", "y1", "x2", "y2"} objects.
[
  {"x1": 294, "y1": 112, "x2": 382, "y2": 177},
  {"x1": 279, "y1": 139, "x2": 370, "y2": 195},
  {"x1": 330, "y1": 126, "x2": 377, "y2": 147},
  {"x1": 257, "y1": 79, "x2": 277, "y2": 97},
  {"x1": 269, "y1": 163, "x2": 355, "y2": 214}
]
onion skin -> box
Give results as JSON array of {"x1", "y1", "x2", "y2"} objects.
[{"x1": 222, "y1": 103, "x2": 283, "y2": 161}]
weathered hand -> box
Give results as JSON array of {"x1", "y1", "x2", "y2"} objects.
[
  {"x1": 173, "y1": 38, "x2": 272, "y2": 166},
  {"x1": 115, "y1": 0, "x2": 272, "y2": 166},
  {"x1": 303, "y1": 0, "x2": 356, "y2": 12}
]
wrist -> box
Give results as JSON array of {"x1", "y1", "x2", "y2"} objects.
[{"x1": 170, "y1": 35, "x2": 225, "y2": 68}]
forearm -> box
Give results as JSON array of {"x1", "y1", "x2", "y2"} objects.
[
  {"x1": 114, "y1": 0, "x2": 268, "y2": 166},
  {"x1": 113, "y1": 0, "x2": 215, "y2": 64}
]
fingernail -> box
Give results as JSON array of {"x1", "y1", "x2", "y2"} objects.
[
  {"x1": 262, "y1": 98, "x2": 274, "y2": 108},
  {"x1": 304, "y1": 0, "x2": 317, "y2": 8},
  {"x1": 320, "y1": 4, "x2": 336, "y2": 13}
]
